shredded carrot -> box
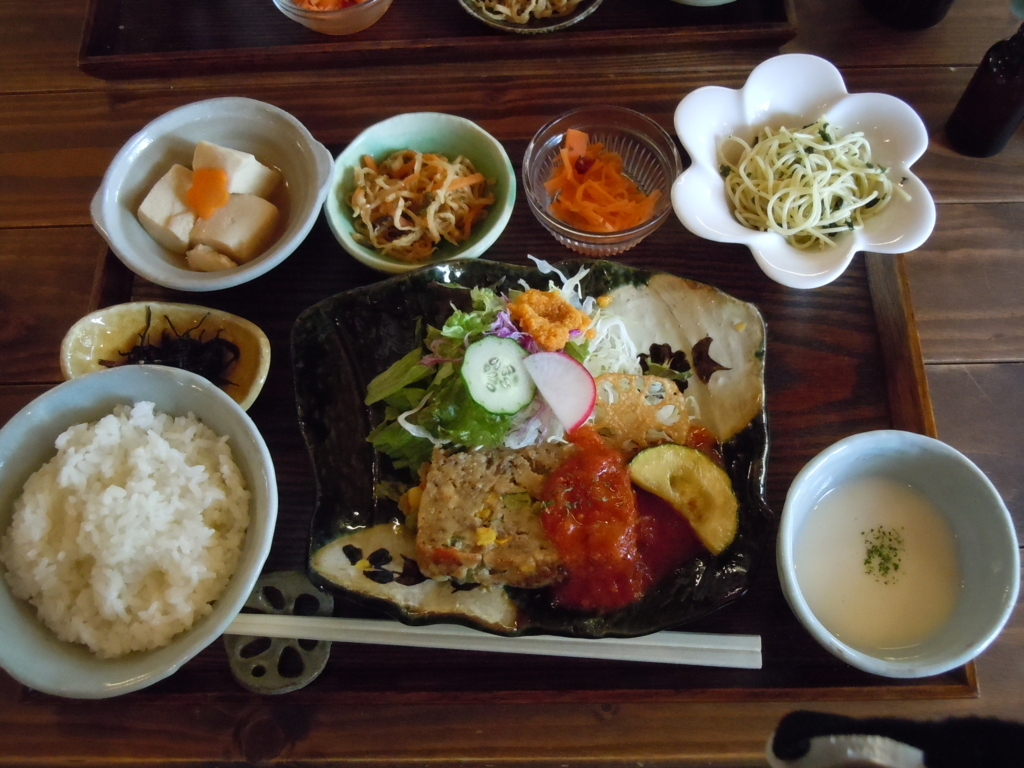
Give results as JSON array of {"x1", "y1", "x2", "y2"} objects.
[
  {"x1": 564, "y1": 128, "x2": 589, "y2": 165},
  {"x1": 349, "y1": 149, "x2": 495, "y2": 263},
  {"x1": 545, "y1": 131, "x2": 660, "y2": 234}
]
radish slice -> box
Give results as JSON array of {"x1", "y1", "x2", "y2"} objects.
[{"x1": 523, "y1": 352, "x2": 596, "y2": 432}]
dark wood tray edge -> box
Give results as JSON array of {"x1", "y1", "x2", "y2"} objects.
[
  {"x1": 77, "y1": 3, "x2": 797, "y2": 80},
  {"x1": 864, "y1": 251, "x2": 977, "y2": 697}
]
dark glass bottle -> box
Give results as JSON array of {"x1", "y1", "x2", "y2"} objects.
[
  {"x1": 861, "y1": 0, "x2": 956, "y2": 30},
  {"x1": 946, "y1": 24, "x2": 1024, "y2": 158}
]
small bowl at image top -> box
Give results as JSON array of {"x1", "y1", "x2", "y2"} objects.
[
  {"x1": 325, "y1": 112, "x2": 516, "y2": 274},
  {"x1": 272, "y1": 0, "x2": 394, "y2": 35},
  {"x1": 0, "y1": 365, "x2": 277, "y2": 698},
  {"x1": 522, "y1": 106, "x2": 683, "y2": 258},
  {"x1": 59, "y1": 302, "x2": 271, "y2": 411},
  {"x1": 778, "y1": 430, "x2": 1020, "y2": 679},
  {"x1": 91, "y1": 97, "x2": 333, "y2": 292},
  {"x1": 456, "y1": 0, "x2": 604, "y2": 34},
  {"x1": 672, "y1": 53, "x2": 937, "y2": 289}
]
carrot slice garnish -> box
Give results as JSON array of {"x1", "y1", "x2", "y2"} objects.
[{"x1": 186, "y1": 167, "x2": 230, "y2": 220}]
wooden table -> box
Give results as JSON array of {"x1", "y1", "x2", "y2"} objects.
[{"x1": 1, "y1": 0, "x2": 1023, "y2": 764}]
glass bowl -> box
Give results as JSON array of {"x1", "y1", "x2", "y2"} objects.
[
  {"x1": 523, "y1": 106, "x2": 682, "y2": 257},
  {"x1": 272, "y1": 0, "x2": 394, "y2": 35}
]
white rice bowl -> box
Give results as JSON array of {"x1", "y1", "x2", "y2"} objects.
[
  {"x1": 0, "y1": 365, "x2": 276, "y2": 698},
  {"x1": 1, "y1": 402, "x2": 250, "y2": 659}
]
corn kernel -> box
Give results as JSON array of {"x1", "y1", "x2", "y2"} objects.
[
  {"x1": 398, "y1": 485, "x2": 423, "y2": 515},
  {"x1": 597, "y1": 295, "x2": 613, "y2": 308},
  {"x1": 355, "y1": 559, "x2": 371, "y2": 571},
  {"x1": 477, "y1": 508, "x2": 493, "y2": 521},
  {"x1": 476, "y1": 527, "x2": 497, "y2": 546}
]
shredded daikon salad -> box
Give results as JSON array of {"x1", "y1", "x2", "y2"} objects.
[
  {"x1": 472, "y1": 0, "x2": 582, "y2": 23},
  {"x1": 293, "y1": 0, "x2": 364, "y2": 8},
  {"x1": 349, "y1": 150, "x2": 495, "y2": 263},
  {"x1": 719, "y1": 118, "x2": 900, "y2": 251}
]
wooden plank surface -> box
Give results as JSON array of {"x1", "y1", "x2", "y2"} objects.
[
  {"x1": 904, "y1": 203, "x2": 1024, "y2": 364},
  {"x1": 927, "y1": 362, "x2": 1024, "y2": 537},
  {"x1": 2, "y1": 0, "x2": 1024, "y2": 763},
  {"x1": 5, "y1": 66, "x2": 1024, "y2": 233},
  {"x1": 0, "y1": 227, "x2": 107, "y2": 383}
]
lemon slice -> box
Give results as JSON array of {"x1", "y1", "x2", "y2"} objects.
[{"x1": 629, "y1": 444, "x2": 738, "y2": 555}]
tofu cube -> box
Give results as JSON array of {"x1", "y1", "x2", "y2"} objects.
[
  {"x1": 193, "y1": 141, "x2": 281, "y2": 198},
  {"x1": 185, "y1": 244, "x2": 238, "y2": 272},
  {"x1": 137, "y1": 165, "x2": 196, "y2": 253},
  {"x1": 189, "y1": 194, "x2": 279, "y2": 264}
]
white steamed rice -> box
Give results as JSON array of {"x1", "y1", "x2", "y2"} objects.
[{"x1": 0, "y1": 401, "x2": 250, "y2": 658}]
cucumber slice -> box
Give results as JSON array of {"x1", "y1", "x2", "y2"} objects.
[
  {"x1": 461, "y1": 336, "x2": 535, "y2": 415},
  {"x1": 629, "y1": 444, "x2": 738, "y2": 555}
]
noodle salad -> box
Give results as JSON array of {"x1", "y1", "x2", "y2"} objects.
[
  {"x1": 719, "y1": 118, "x2": 899, "y2": 251},
  {"x1": 472, "y1": 0, "x2": 583, "y2": 23},
  {"x1": 349, "y1": 150, "x2": 495, "y2": 263}
]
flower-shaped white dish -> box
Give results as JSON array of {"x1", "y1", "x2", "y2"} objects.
[
  {"x1": 672, "y1": 54, "x2": 936, "y2": 290},
  {"x1": 91, "y1": 97, "x2": 333, "y2": 292}
]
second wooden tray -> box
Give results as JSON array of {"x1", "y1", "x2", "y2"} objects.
[{"x1": 79, "y1": 0, "x2": 796, "y2": 79}]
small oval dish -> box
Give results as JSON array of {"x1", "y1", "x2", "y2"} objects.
[
  {"x1": 91, "y1": 97, "x2": 333, "y2": 292},
  {"x1": 456, "y1": 0, "x2": 603, "y2": 33},
  {"x1": 325, "y1": 112, "x2": 515, "y2": 274},
  {"x1": 0, "y1": 365, "x2": 277, "y2": 698},
  {"x1": 672, "y1": 54, "x2": 936, "y2": 290},
  {"x1": 60, "y1": 302, "x2": 271, "y2": 411},
  {"x1": 778, "y1": 430, "x2": 1019, "y2": 678},
  {"x1": 272, "y1": 0, "x2": 394, "y2": 35}
]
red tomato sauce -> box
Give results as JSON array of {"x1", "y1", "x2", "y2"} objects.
[
  {"x1": 541, "y1": 427, "x2": 712, "y2": 613},
  {"x1": 635, "y1": 488, "x2": 704, "y2": 586},
  {"x1": 540, "y1": 426, "x2": 648, "y2": 612}
]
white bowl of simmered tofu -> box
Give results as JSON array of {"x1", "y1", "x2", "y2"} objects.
[{"x1": 91, "y1": 97, "x2": 333, "y2": 292}]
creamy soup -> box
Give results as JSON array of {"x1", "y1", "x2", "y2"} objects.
[{"x1": 794, "y1": 476, "x2": 962, "y2": 655}]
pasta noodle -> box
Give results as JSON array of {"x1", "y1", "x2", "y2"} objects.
[
  {"x1": 471, "y1": 0, "x2": 583, "y2": 24},
  {"x1": 349, "y1": 150, "x2": 494, "y2": 263},
  {"x1": 718, "y1": 118, "x2": 896, "y2": 250}
]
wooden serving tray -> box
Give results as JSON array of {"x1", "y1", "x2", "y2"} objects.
[
  {"x1": 78, "y1": 0, "x2": 796, "y2": 79},
  {"x1": 78, "y1": 186, "x2": 971, "y2": 705}
]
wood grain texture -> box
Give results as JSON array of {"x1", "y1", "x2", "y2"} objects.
[
  {"x1": 4, "y1": 67, "x2": 1024, "y2": 233},
  {"x1": 0, "y1": 587, "x2": 1019, "y2": 766},
  {"x1": 784, "y1": 0, "x2": 1021, "y2": 68},
  {"x1": 865, "y1": 253, "x2": 937, "y2": 436},
  {"x1": 1, "y1": 0, "x2": 1017, "y2": 94},
  {"x1": 927, "y1": 362, "x2": 1024, "y2": 534},
  {"x1": 1, "y1": 0, "x2": 1024, "y2": 762},
  {"x1": 0, "y1": 227, "x2": 106, "y2": 384},
  {"x1": 903, "y1": 202, "x2": 1024, "y2": 365},
  {"x1": 77, "y1": 0, "x2": 795, "y2": 79}
]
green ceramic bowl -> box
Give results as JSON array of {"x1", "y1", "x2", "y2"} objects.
[{"x1": 324, "y1": 112, "x2": 516, "y2": 274}]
